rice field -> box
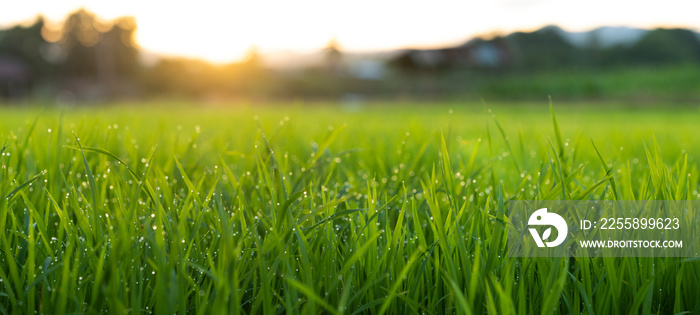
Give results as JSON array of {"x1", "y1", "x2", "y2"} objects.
[{"x1": 0, "y1": 102, "x2": 699, "y2": 314}]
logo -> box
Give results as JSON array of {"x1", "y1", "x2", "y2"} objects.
[{"x1": 528, "y1": 208, "x2": 568, "y2": 247}]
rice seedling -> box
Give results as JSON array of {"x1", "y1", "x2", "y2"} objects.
[{"x1": 0, "y1": 103, "x2": 698, "y2": 314}]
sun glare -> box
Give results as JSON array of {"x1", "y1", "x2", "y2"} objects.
[
  {"x1": 2, "y1": 0, "x2": 700, "y2": 63},
  {"x1": 133, "y1": 2, "x2": 257, "y2": 63},
  {"x1": 132, "y1": 1, "x2": 341, "y2": 63}
]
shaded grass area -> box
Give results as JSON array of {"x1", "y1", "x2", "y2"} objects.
[
  {"x1": 0, "y1": 102, "x2": 699, "y2": 314},
  {"x1": 396, "y1": 65, "x2": 700, "y2": 102},
  {"x1": 477, "y1": 65, "x2": 700, "y2": 101}
]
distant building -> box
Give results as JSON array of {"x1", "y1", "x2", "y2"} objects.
[
  {"x1": 390, "y1": 39, "x2": 511, "y2": 71},
  {"x1": 347, "y1": 59, "x2": 387, "y2": 80}
]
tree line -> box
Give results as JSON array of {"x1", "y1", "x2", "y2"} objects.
[{"x1": 2, "y1": 9, "x2": 700, "y2": 102}]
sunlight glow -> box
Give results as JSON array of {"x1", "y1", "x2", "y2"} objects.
[{"x1": 2, "y1": 0, "x2": 700, "y2": 63}]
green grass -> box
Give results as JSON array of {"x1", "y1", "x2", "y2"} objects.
[
  {"x1": 415, "y1": 64, "x2": 700, "y2": 102},
  {"x1": 475, "y1": 64, "x2": 700, "y2": 101},
  {"x1": 0, "y1": 102, "x2": 699, "y2": 314}
]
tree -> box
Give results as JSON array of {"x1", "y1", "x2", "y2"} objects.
[
  {"x1": 324, "y1": 38, "x2": 342, "y2": 74},
  {"x1": 505, "y1": 26, "x2": 580, "y2": 70},
  {"x1": 626, "y1": 28, "x2": 700, "y2": 65},
  {"x1": 55, "y1": 9, "x2": 140, "y2": 97}
]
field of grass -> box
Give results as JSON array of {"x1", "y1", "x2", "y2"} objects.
[
  {"x1": 408, "y1": 65, "x2": 700, "y2": 102},
  {"x1": 1, "y1": 102, "x2": 699, "y2": 314}
]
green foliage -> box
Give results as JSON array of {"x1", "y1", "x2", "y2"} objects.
[
  {"x1": 0, "y1": 103, "x2": 699, "y2": 314},
  {"x1": 612, "y1": 28, "x2": 700, "y2": 65},
  {"x1": 505, "y1": 26, "x2": 580, "y2": 70}
]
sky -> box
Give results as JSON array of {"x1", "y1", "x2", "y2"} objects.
[{"x1": 2, "y1": 0, "x2": 700, "y2": 63}]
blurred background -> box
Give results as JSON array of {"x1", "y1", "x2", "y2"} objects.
[{"x1": 1, "y1": 0, "x2": 700, "y2": 104}]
